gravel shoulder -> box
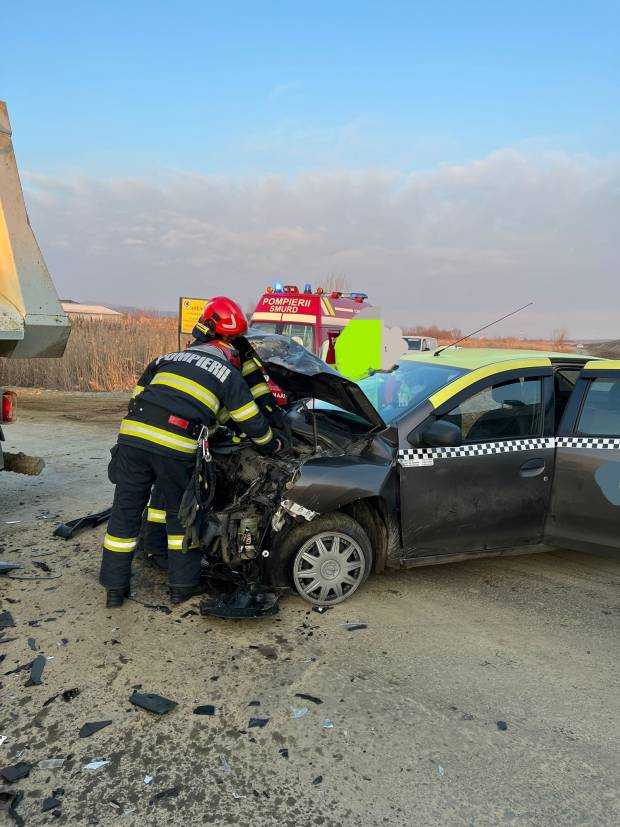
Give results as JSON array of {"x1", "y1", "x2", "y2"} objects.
[{"x1": 1, "y1": 390, "x2": 618, "y2": 826}]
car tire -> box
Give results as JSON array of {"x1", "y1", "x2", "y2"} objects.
[{"x1": 282, "y1": 512, "x2": 373, "y2": 606}]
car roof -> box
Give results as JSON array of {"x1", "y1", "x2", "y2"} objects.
[{"x1": 400, "y1": 347, "x2": 592, "y2": 371}]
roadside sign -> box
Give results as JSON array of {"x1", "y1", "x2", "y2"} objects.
[{"x1": 179, "y1": 297, "x2": 209, "y2": 335}]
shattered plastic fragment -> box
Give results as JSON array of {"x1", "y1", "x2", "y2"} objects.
[
  {"x1": 436, "y1": 765, "x2": 445, "y2": 777},
  {"x1": 248, "y1": 717, "x2": 269, "y2": 728},
  {"x1": 292, "y1": 707, "x2": 309, "y2": 719},
  {"x1": 312, "y1": 775, "x2": 323, "y2": 785},
  {"x1": 322, "y1": 719, "x2": 334, "y2": 729},
  {"x1": 295, "y1": 692, "x2": 323, "y2": 705},
  {"x1": 312, "y1": 605, "x2": 330, "y2": 614},
  {"x1": 0, "y1": 611, "x2": 16, "y2": 629},
  {"x1": 0, "y1": 790, "x2": 24, "y2": 827},
  {"x1": 26, "y1": 655, "x2": 46, "y2": 686},
  {"x1": 130, "y1": 691, "x2": 177, "y2": 715},
  {"x1": 248, "y1": 700, "x2": 261, "y2": 707},
  {"x1": 344, "y1": 622, "x2": 367, "y2": 631},
  {"x1": 41, "y1": 797, "x2": 61, "y2": 813},
  {"x1": 149, "y1": 787, "x2": 179, "y2": 805},
  {"x1": 79, "y1": 720, "x2": 113, "y2": 738},
  {"x1": 38, "y1": 758, "x2": 65, "y2": 770},
  {"x1": 193, "y1": 705, "x2": 216, "y2": 716},
  {"x1": 144, "y1": 775, "x2": 153, "y2": 785},
  {"x1": 278, "y1": 748, "x2": 289, "y2": 759},
  {"x1": 27, "y1": 638, "x2": 37, "y2": 652},
  {"x1": 84, "y1": 759, "x2": 110, "y2": 771},
  {"x1": 497, "y1": 720, "x2": 508, "y2": 731},
  {"x1": 0, "y1": 762, "x2": 33, "y2": 783},
  {"x1": 62, "y1": 688, "x2": 80, "y2": 702},
  {"x1": 219, "y1": 755, "x2": 232, "y2": 774}
]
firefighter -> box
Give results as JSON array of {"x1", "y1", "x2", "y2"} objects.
[
  {"x1": 142, "y1": 333, "x2": 287, "y2": 572},
  {"x1": 100, "y1": 296, "x2": 283, "y2": 608}
]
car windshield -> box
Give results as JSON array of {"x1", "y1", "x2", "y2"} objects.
[
  {"x1": 250, "y1": 321, "x2": 314, "y2": 351},
  {"x1": 355, "y1": 361, "x2": 467, "y2": 423},
  {"x1": 312, "y1": 360, "x2": 468, "y2": 424},
  {"x1": 406, "y1": 339, "x2": 421, "y2": 351}
]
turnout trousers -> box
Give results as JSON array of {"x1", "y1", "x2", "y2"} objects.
[
  {"x1": 99, "y1": 443, "x2": 202, "y2": 590},
  {"x1": 143, "y1": 485, "x2": 169, "y2": 571}
]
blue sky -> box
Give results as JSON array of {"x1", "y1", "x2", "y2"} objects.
[
  {"x1": 2, "y1": 2, "x2": 619, "y2": 336},
  {"x1": 3, "y1": 1, "x2": 618, "y2": 176}
]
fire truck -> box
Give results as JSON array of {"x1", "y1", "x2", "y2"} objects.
[{"x1": 249, "y1": 283, "x2": 371, "y2": 363}]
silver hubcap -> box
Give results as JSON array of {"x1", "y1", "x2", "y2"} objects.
[{"x1": 292, "y1": 532, "x2": 365, "y2": 605}]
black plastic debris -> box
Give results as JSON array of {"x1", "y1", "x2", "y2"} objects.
[
  {"x1": 1, "y1": 762, "x2": 33, "y2": 783},
  {"x1": 0, "y1": 637, "x2": 18, "y2": 646},
  {"x1": 312, "y1": 775, "x2": 323, "y2": 785},
  {"x1": 248, "y1": 717, "x2": 269, "y2": 728},
  {"x1": 0, "y1": 790, "x2": 24, "y2": 827},
  {"x1": 149, "y1": 787, "x2": 179, "y2": 805},
  {"x1": 497, "y1": 720, "x2": 508, "y2": 731},
  {"x1": 41, "y1": 797, "x2": 62, "y2": 813},
  {"x1": 4, "y1": 660, "x2": 33, "y2": 676},
  {"x1": 0, "y1": 562, "x2": 23, "y2": 576},
  {"x1": 54, "y1": 507, "x2": 111, "y2": 540},
  {"x1": 26, "y1": 655, "x2": 46, "y2": 686},
  {"x1": 33, "y1": 560, "x2": 52, "y2": 574},
  {"x1": 0, "y1": 611, "x2": 15, "y2": 629},
  {"x1": 278, "y1": 748, "x2": 289, "y2": 759},
  {"x1": 27, "y1": 638, "x2": 37, "y2": 652},
  {"x1": 193, "y1": 705, "x2": 216, "y2": 716},
  {"x1": 52, "y1": 788, "x2": 64, "y2": 798},
  {"x1": 344, "y1": 623, "x2": 367, "y2": 631},
  {"x1": 295, "y1": 693, "x2": 323, "y2": 705},
  {"x1": 180, "y1": 610, "x2": 197, "y2": 618},
  {"x1": 79, "y1": 720, "x2": 113, "y2": 738},
  {"x1": 200, "y1": 588, "x2": 279, "y2": 620},
  {"x1": 248, "y1": 700, "x2": 261, "y2": 707},
  {"x1": 312, "y1": 605, "x2": 330, "y2": 614},
  {"x1": 62, "y1": 687, "x2": 80, "y2": 702},
  {"x1": 130, "y1": 691, "x2": 177, "y2": 715}
]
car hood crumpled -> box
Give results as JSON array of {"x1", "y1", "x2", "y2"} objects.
[{"x1": 244, "y1": 331, "x2": 385, "y2": 429}]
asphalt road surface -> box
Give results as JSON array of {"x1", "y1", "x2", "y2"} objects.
[{"x1": 1, "y1": 391, "x2": 618, "y2": 826}]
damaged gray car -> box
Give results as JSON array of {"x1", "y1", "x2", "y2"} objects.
[{"x1": 205, "y1": 332, "x2": 398, "y2": 610}]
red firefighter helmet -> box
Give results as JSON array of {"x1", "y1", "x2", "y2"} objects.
[{"x1": 195, "y1": 296, "x2": 248, "y2": 338}]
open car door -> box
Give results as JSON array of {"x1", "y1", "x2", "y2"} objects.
[{"x1": 546, "y1": 360, "x2": 620, "y2": 555}]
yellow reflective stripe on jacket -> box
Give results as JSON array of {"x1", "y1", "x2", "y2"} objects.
[
  {"x1": 147, "y1": 507, "x2": 166, "y2": 523},
  {"x1": 230, "y1": 400, "x2": 261, "y2": 422},
  {"x1": 103, "y1": 533, "x2": 138, "y2": 553},
  {"x1": 252, "y1": 427, "x2": 273, "y2": 446},
  {"x1": 428, "y1": 357, "x2": 552, "y2": 409},
  {"x1": 242, "y1": 358, "x2": 261, "y2": 377},
  {"x1": 151, "y1": 372, "x2": 220, "y2": 414},
  {"x1": 251, "y1": 382, "x2": 270, "y2": 399},
  {"x1": 119, "y1": 419, "x2": 198, "y2": 454},
  {"x1": 167, "y1": 535, "x2": 185, "y2": 550},
  {"x1": 131, "y1": 384, "x2": 144, "y2": 399}
]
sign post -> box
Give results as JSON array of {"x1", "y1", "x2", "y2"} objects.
[{"x1": 178, "y1": 297, "x2": 208, "y2": 349}]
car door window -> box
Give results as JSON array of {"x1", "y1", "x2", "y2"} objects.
[
  {"x1": 577, "y1": 378, "x2": 620, "y2": 436},
  {"x1": 441, "y1": 377, "x2": 543, "y2": 442}
]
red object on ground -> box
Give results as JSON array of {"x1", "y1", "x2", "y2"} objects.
[{"x1": 1, "y1": 390, "x2": 16, "y2": 422}]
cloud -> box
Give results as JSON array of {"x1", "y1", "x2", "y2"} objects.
[
  {"x1": 23, "y1": 148, "x2": 620, "y2": 338},
  {"x1": 268, "y1": 81, "x2": 301, "y2": 100}
]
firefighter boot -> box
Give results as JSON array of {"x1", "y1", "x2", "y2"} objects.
[
  {"x1": 106, "y1": 586, "x2": 131, "y2": 608},
  {"x1": 169, "y1": 584, "x2": 206, "y2": 605}
]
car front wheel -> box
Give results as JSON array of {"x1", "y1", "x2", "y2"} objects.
[{"x1": 284, "y1": 513, "x2": 373, "y2": 606}]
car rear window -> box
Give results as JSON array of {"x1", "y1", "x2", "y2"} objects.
[{"x1": 577, "y1": 378, "x2": 620, "y2": 436}]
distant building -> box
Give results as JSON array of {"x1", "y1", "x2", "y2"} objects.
[{"x1": 61, "y1": 301, "x2": 122, "y2": 321}]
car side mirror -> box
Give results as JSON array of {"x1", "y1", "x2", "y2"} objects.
[{"x1": 409, "y1": 419, "x2": 462, "y2": 448}]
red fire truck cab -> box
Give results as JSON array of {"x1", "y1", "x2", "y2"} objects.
[{"x1": 249, "y1": 283, "x2": 371, "y2": 363}]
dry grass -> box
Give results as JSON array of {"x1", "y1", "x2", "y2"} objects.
[
  {"x1": 0, "y1": 315, "x2": 177, "y2": 392},
  {"x1": 1, "y1": 315, "x2": 571, "y2": 392}
]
